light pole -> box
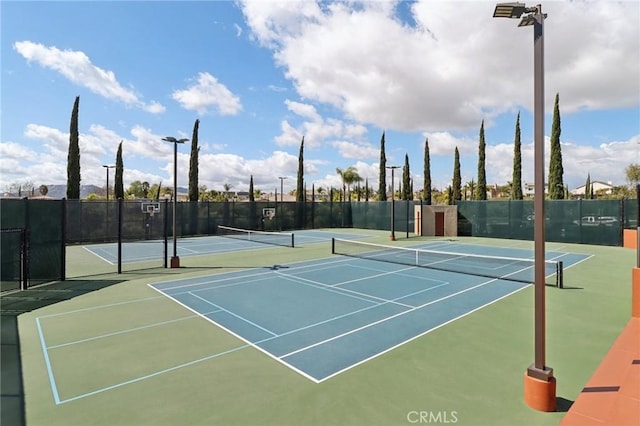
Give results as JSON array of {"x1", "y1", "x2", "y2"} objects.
[
  {"x1": 494, "y1": 2, "x2": 554, "y2": 412},
  {"x1": 102, "y1": 165, "x2": 115, "y2": 201},
  {"x1": 278, "y1": 176, "x2": 287, "y2": 230},
  {"x1": 162, "y1": 136, "x2": 189, "y2": 268},
  {"x1": 386, "y1": 166, "x2": 400, "y2": 241}
]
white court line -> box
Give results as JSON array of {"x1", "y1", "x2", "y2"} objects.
[
  {"x1": 318, "y1": 284, "x2": 529, "y2": 383},
  {"x1": 37, "y1": 296, "x2": 165, "y2": 319},
  {"x1": 189, "y1": 292, "x2": 278, "y2": 337},
  {"x1": 275, "y1": 268, "x2": 422, "y2": 309},
  {"x1": 57, "y1": 345, "x2": 249, "y2": 404},
  {"x1": 47, "y1": 315, "x2": 201, "y2": 349},
  {"x1": 278, "y1": 273, "x2": 522, "y2": 361},
  {"x1": 153, "y1": 256, "x2": 355, "y2": 292},
  {"x1": 274, "y1": 271, "x2": 404, "y2": 307},
  {"x1": 82, "y1": 245, "x2": 115, "y2": 265}
]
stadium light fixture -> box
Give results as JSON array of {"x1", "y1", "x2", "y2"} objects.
[
  {"x1": 102, "y1": 164, "x2": 115, "y2": 201},
  {"x1": 493, "y1": 3, "x2": 555, "y2": 412},
  {"x1": 162, "y1": 136, "x2": 189, "y2": 268}
]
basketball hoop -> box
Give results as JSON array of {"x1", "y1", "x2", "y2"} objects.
[
  {"x1": 141, "y1": 201, "x2": 160, "y2": 218},
  {"x1": 262, "y1": 208, "x2": 276, "y2": 220}
]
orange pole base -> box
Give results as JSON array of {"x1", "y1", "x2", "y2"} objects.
[
  {"x1": 524, "y1": 372, "x2": 556, "y2": 412},
  {"x1": 632, "y1": 268, "x2": 640, "y2": 318}
]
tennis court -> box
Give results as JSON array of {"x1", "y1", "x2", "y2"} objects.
[
  {"x1": 13, "y1": 228, "x2": 633, "y2": 426},
  {"x1": 82, "y1": 228, "x2": 370, "y2": 264},
  {"x1": 147, "y1": 240, "x2": 589, "y2": 382}
]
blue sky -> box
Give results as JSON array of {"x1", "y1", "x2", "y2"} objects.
[{"x1": 1, "y1": 0, "x2": 639, "y2": 196}]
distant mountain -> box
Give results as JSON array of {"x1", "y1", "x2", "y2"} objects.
[{"x1": 41, "y1": 185, "x2": 103, "y2": 199}]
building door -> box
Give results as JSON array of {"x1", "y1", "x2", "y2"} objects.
[{"x1": 435, "y1": 212, "x2": 445, "y2": 236}]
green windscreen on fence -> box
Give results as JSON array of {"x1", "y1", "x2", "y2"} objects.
[
  {"x1": 1, "y1": 228, "x2": 25, "y2": 292},
  {"x1": 0, "y1": 198, "x2": 64, "y2": 288},
  {"x1": 457, "y1": 199, "x2": 624, "y2": 246}
]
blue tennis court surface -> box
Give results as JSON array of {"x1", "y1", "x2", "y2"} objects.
[
  {"x1": 83, "y1": 229, "x2": 369, "y2": 264},
  {"x1": 149, "y1": 243, "x2": 590, "y2": 382}
]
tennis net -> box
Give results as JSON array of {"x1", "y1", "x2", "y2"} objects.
[
  {"x1": 218, "y1": 225, "x2": 294, "y2": 248},
  {"x1": 331, "y1": 238, "x2": 562, "y2": 287}
]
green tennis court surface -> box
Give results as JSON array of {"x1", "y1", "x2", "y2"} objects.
[{"x1": 10, "y1": 230, "x2": 633, "y2": 426}]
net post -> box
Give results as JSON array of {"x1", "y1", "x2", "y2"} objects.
[
  {"x1": 21, "y1": 228, "x2": 28, "y2": 291},
  {"x1": 23, "y1": 197, "x2": 30, "y2": 289},
  {"x1": 557, "y1": 261, "x2": 563, "y2": 289},
  {"x1": 61, "y1": 198, "x2": 66, "y2": 281},
  {"x1": 331, "y1": 237, "x2": 335, "y2": 254},
  {"x1": 163, "y1": 198, "x2": 169, "y2": 268},
  {"x1": 117, "y1": 197, "x2": 123, "y2": 274},
  {"x1": 291, "y1": 233, "x2": 295, "y2": 248}
]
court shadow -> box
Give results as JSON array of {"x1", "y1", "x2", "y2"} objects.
[
  {"x1": 1, "y1": 279, "x2": 125, "y2": 315},
  {"x1": 0, "y1": 279, "x2": 124, "y2": 426},
  {"x1": 556, "y1": 396, "x2": 574, "y2": 412},
  {"x1": 266, "y1": 265, "x2": 290, "y2": 270},
  {"x1": 545, "y1": 283, "x2": 583, "y2": 290},
  {"x1": 1, "y1": 314, "x2": 24, "y2": 426}
]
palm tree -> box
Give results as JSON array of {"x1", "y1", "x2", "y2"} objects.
[
  {"x1": 336, "y1": 166, "x2": 363, "y2": 201},
  {"x1": 223, "y1": 183, "x2": 233, "y2": 201},
  {"x1": 142, "y1": 181, "x2": 150, "y2": 199}
]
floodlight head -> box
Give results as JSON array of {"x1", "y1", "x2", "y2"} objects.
[
  {"x1": 162, "y1": 136, "x2": 189, "y2": 144},
  {"x1": 518, "y1": 12, "x2": 547, "y2": 27},
  {"x1": 493, "y1": 2, "x2": 528, "y2": 19}
]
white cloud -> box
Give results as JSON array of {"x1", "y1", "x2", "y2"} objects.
[
  {"x1": 275, "y1": 99, "x2": 369, "y2": 152},
  {"x1": 14, "y1": 41, "x2": 165, "y2": 113},
  {"x1": 425, "y1": 132, "x2": 477, "y2": 157},
  {"x1": 331, "y1": 140, "x2": 378, "y2": 160},
  {"x1": 197, "y1": 150, "x2": 302, "y2": 191},
  {"x1": 284, "y1": 99, "x2": 321, "y2": 121},
  {"x1": 267, "y1": 84, "x2": 287, "y2": 92},
  {"x1": 234, "y1": 23, "x2": 243, "y2": 37},
  {"x1": 241, "y1": 1, "x2": 639, "y2": 132},
  {"x1": 0, "y1": 142, "x2": 38, "y2": 161},
  {"x1": 172, "y1": 72, "x2": 242, "y2": 115}
]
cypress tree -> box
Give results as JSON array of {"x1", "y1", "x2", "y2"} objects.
[
  {"x1": 476, "y1": 120, "x2": 487, "y2": 200},
  {"x1": 402, "y1": 154, "x2": 410, "y2": 200},
  {"x1": 423, "y1": 138, "x2": 432, "y2": 205},
  {"x1": 249, "y1": 175, "x2": 255, "y2": 202},
  {"x1": 296, "y1": 137, "x2": 304, "y2": 203},
  {"x1": 114, "y1": 141, "x2": 124, "y2": 199},
  {"x1": 365, "y1": 178, "x2": 370, "y2": 202},
  {"x1": 67, "y1": 96, "x2": 81, "y2": 199},
  {"x1": 452, "y1": 147, "x2": 461, "y2": 202},
  {"x1": 378, "y1": 132, "x2": 387, "y2": 201},
  {"x1": 188, "y1": 119, "x2": 200, "y2": 202},
  {"x1": 585, "y1": 173, "x2": 591, "y2": 199},
  {"x1": 511, "y1": 112, "x2": 523, "y2": 200},
  {"x1": 548, "y1": 93, "x2": 564, "y2": 199},
  {"x1": 296, "y1": 137, "x2": 304, "y2": 228},
  {"x1": 446, "y1": 186, "x2": 453, "y2": 205}
]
